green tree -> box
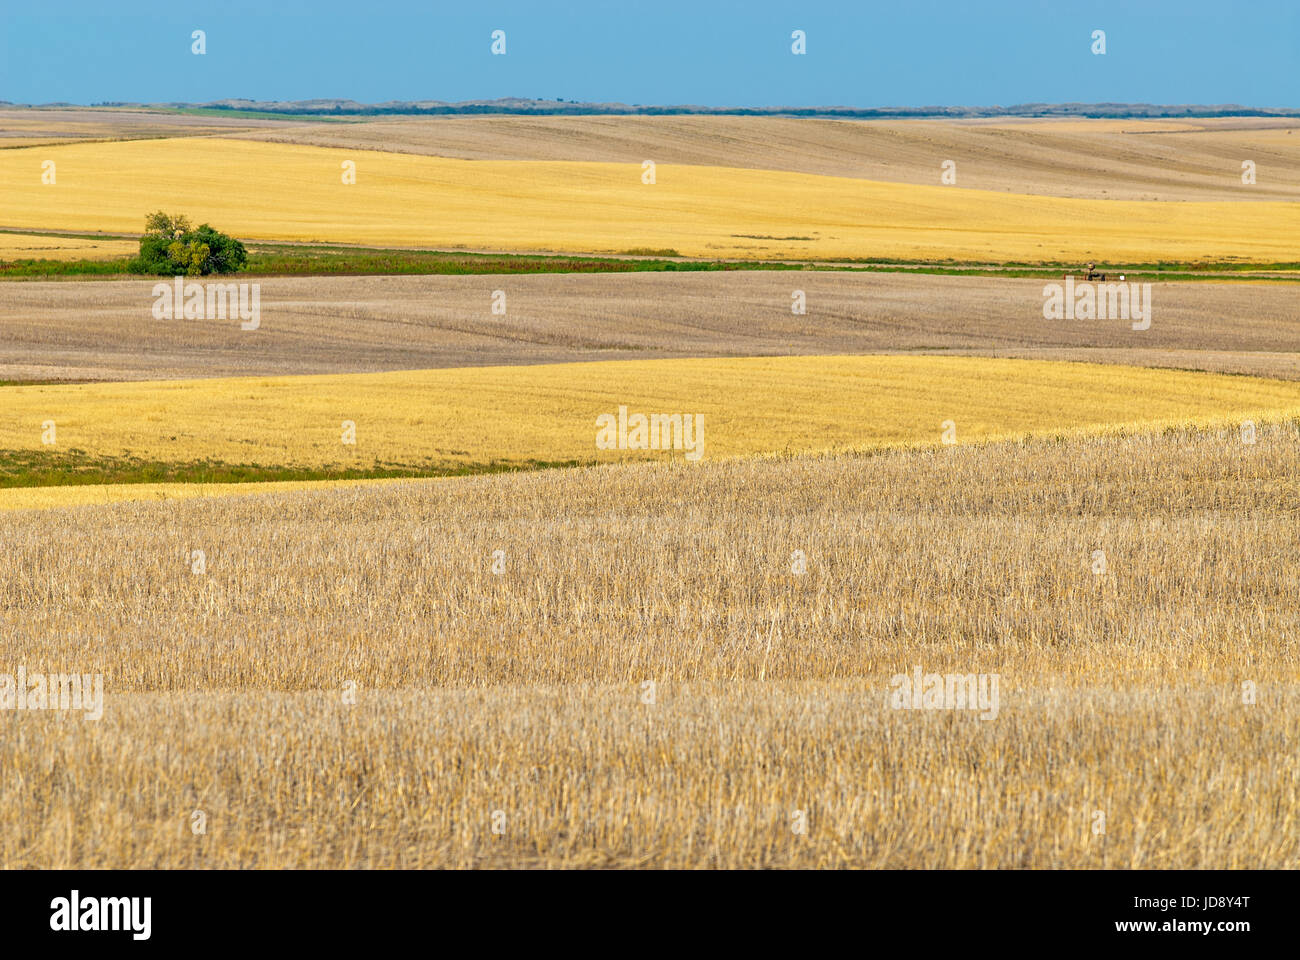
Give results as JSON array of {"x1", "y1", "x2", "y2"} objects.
[
  {"x1": 190, "y1": 223, "x2": 247, "y2": 274},
  {"x1": 167, "y1": 239, "x2": 212, "y2": 276},
  {"x1": 143, "y1": 211, "x2": 191, "y2": 240},
  {"x1": 130, "y1": 212, "x2": 246, "y2": 275}
]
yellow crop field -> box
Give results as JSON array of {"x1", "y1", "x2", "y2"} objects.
[
  {"x1": 0, "y1": 231, "x2": 136, "y2": 260},
  {"x1": 0, "y1": 476, "x2": 412, "y2": 512},
  {"x1": 6, "y1": 355, "x2": 1300, "y2": 474},
  {"x1": 1, "y1": 138, "x2": 1296, "y2": 262}
]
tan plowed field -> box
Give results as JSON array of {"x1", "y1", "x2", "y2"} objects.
[
  {"x1": 2, "y1": 272, "x2": 1296, "y2": 382},
  {"x1": 0, "y1": 106, "x2": 320, "y2": 148}
]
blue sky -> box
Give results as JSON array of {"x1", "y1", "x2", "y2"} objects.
[{"x1": 2, "y1": 0, "x2": 1296, "y2": 108}]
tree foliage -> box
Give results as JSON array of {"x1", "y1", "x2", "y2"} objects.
[{"x1": 131, "y1": 212, "x2": 247, "y2": 276}]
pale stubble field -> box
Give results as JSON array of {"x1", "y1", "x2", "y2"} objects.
[{"x1": 1, "y1": 425, "x2": 1296, "y2": 868}]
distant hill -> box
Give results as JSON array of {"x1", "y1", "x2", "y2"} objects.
[{"x1": 12, "y1": 98, "x2": 1300, "y2": 119}]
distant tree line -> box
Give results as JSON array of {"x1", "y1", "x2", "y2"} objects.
[{"x1": 76, "y1": 99, "x2": 1300, "y2": 120}]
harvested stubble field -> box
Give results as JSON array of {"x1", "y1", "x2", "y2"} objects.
[
  {"x1": 0, "y1": 107, "x2": 314, "y2": 148},
  {"x1": 2, "y1": 272, "x2": 1299, "y2": 383},
  {"x1": 1, "y1": 425, "x2": 1296, "y2": 868},
  {"x1": 3, "y1": 137, "x2": 1297, "y2": 262}
]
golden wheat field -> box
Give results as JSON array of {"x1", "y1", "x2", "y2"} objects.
[
  {"x1": 0, "y1": 476, "x2": 410, "y2": 512},
  {"x1": 6, "y1": 355, "x2": 1300, "y2": 478},
  {"x1": 0, "y1": 232, "x2": 136, "y2": 261},
  {"x1": 235, "y1": 114, "x2": 1300, "y2": 201},
  {"x1": 3, "y1": 137, "x2": 1298, "y2": 262},
  {"x1": 2, "y1": 424, "x2": 1297, "y2": 868}
]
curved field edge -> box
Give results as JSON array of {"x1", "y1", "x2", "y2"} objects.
[
  {"x1": 3, "y1": 354, "x2": 1300, "y2": 481},
  {"x1": 2, "y1": 138, "x2": 1297, "y2": 263},
  {"x1": 10, "y1": 109, "x2": 1300, "y2": 201},
  {"x1": 2, "y1": 356, "x2": 1300, "y2": 509},
  {"x1": 230, "y1": 114, "x2": 1300, "y2": 202}
]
